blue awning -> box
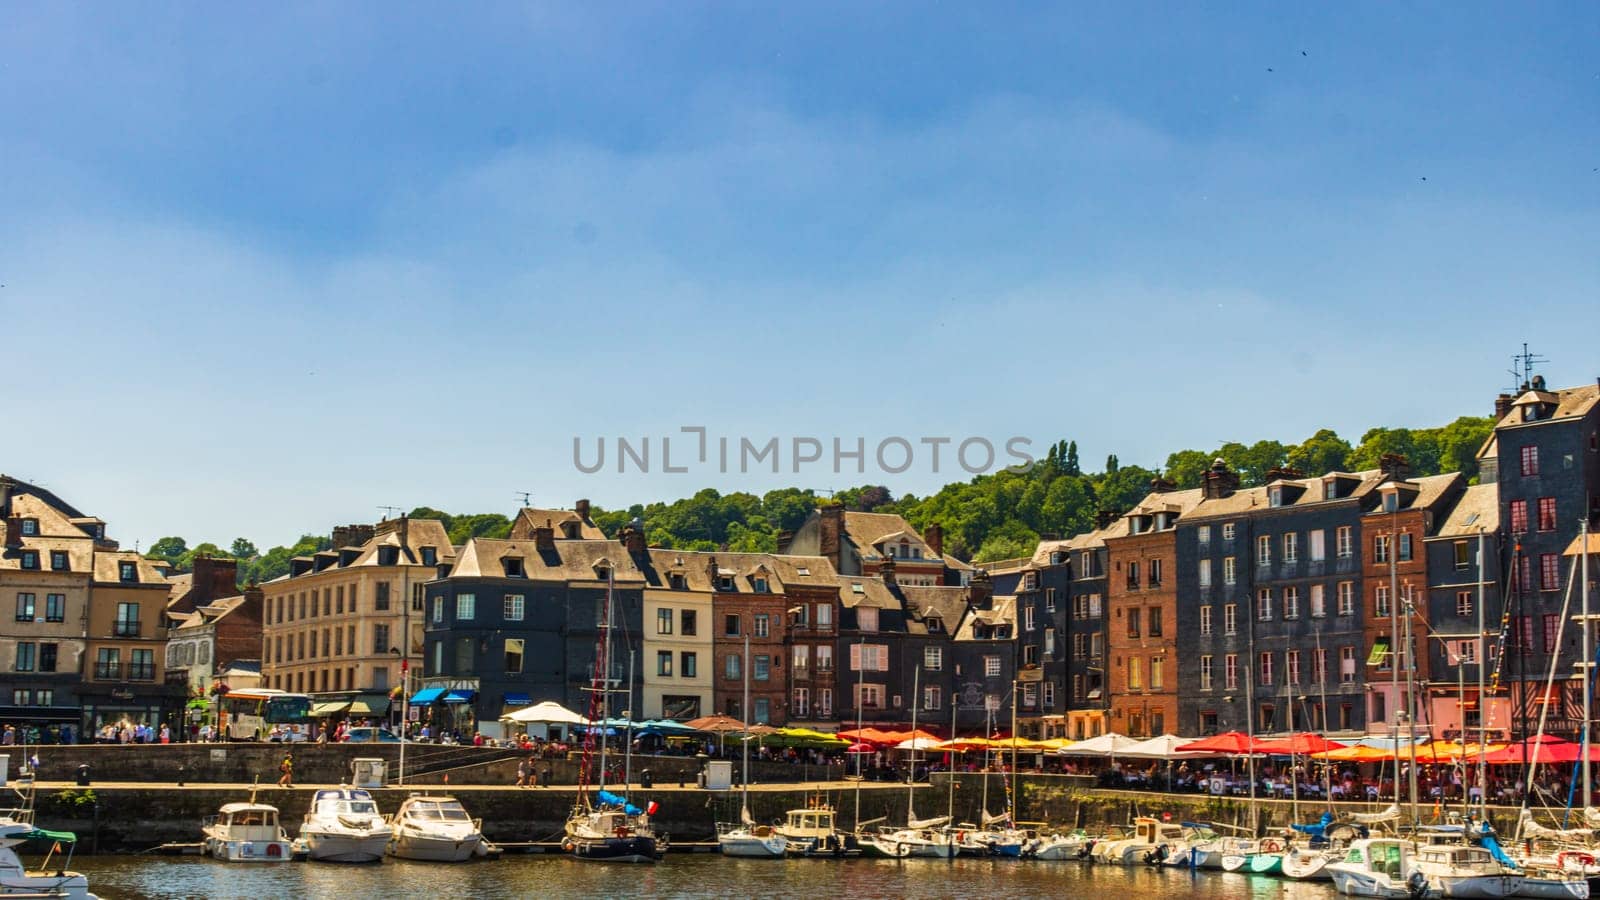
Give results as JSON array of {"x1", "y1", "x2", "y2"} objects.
[
  {"x1": 409, "y1": 687, "x2": 445, "y2": 705},
  {"x1": 504, "y1": 692, "x2": 531, "y2": 706},
  {"x1": 443, "y1": 689, "x2": 477, "y2": 704}
]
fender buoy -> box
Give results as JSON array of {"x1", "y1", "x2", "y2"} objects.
[
  {"x1": 1558, "y1": 850, "x2": 1596, "y2": 871},
  {"x1": 1259, "y1": 838, "x2": 1283, "y2": 854}
]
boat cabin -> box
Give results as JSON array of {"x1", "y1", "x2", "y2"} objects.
[
  {"x1": 1134, "y1": 817, "x2": 1188, "y2": 845},
  {"x1": 310, "y1": 788, "x2": 381, "y2": 821},
  {"x1": 1417, "y1": 846, "x2": 1497, "y2": 869},
  {"x1": 399, "y1": 798, "x2": 471, "y2": 823},
  {"x1": 1342, "y1": 839, "x2": 1416, "y2": 878},
  {"x1": 215, "y1": 804, "x2": 282, "y2": 842},
  {"x1": 784, "y1": 809, "x2": 837, "y2": 834}
]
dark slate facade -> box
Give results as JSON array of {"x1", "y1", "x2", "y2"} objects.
[
  {"x1": 1422, "y1": 483, "x2": 1505, "y2": 739},
  {"x1": 421, "y1": 536, "x2": 647, "y2": 737},
  {"x1": 1486, "y1": 379, "x2": 1600, "y2": 739}
]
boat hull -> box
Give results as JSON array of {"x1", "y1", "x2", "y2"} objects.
[
  {"x1": 1282, "y1": 850, "x2": 1334, "y2": 880},
  {"x1": 1329, "y1": 866, "x2": 1433, "y2": 899},
  {"x1": 568, "y1": 835, "x2": 659, "y2": 863},
  {"x1": 389, "y1": 832, "x2": 482, "y2": 862},
  {"x1": 301, "y1": 831, "x2": 391, "y2": 863},
  {"x1": 203, "y1": 837, "x2": 292, "y2": 863},
  {"x1": 718, "y1": 833, "x2": 788, "y2": 858},
  {"x1": 0, "y1": 870, "x2": 97, "y2": 899},
  {"x1": 1514, "y1": 877, "x2": 1590, "y2": 900},
  {"x1": 1435, "y1": 875, "x2": 1523, "y2": 899},
  {"x1": 1249, "y1": 853, "x2": 1285, "y2": 875}
]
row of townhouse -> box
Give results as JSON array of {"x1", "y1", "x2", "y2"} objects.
[
  {"x1": 989, "y1": 376, "x2": 1600, "y2": 743},
  {"x1": 0, "y1": 476, "x2": 186, "y2": 738}
]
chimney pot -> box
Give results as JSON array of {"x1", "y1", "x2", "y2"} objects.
[
  {"x1": 575, "y1": 499, "x2": 591, "y2": 520},
  {"x1": 533, "y1": 524, "x2": 555, "y2": 551},
  {"x1": 922, "y1": 523, "x2": 944, "y2": 557}
]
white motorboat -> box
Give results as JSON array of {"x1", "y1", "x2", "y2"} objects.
[
  {"x1": 1094, "y1": 816, "x2": 1191, "y2": 866},
  {"x1": 0, "y1": 814, "x2": 96, "y2": 899},
  {"x1": 297, "y1": 787, "x2": 392, "y2": 863},
  {"x1": 1185, "y1": 833, "x2": 1261, "y2": 869},
  {"x1": 201, "y1": 797, "x2": 293, "y2": 863},
  {"x1": 775, "y1": 804, "x2": 859, "y2": 857},
  {"x1": 1414, "y1": 844, "x2": 1523, "y2": 899},
  {"x1": 1282, "y1": 844, "x2": 1339, "y2": 880},
  {"x1": 387, "y1": 795, "x2": 485, "y2": 862},
  {"x1": 1327, "y1": 837, "x2": 1435, "y2": 898},
  {"x1": 1025, "y1": 831, "x2": 1091, "y2": 860}
]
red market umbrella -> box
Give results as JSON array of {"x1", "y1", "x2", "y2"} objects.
[
  {"x1": 1176, "y1": 731, "x2": 1258, "y2": 754},
  {"x1": 1253, "y1": 733, "x2": 1347, "y2": 755},
  {"x1": 1483, "y1": 736, "x2": 1585, "y2": 765},
  {"x1": 845, "y1": 742, "x2": 875, "y2": 753}
]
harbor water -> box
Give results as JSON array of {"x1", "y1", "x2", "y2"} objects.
[{"x1": 72, "y1": 853, "x2": 1347, "y2": 899}]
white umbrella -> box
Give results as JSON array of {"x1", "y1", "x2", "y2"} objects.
[
  {"x1": 1056, "y1": 732, "x2": 1140, "y2": 757},
  {"x1": 893, "y1": 736, "x2": 945, "y2": 751},
  {"x1": 501, "y1": 700, "x2": 588, "y2": 725},
  {"x1": 1118, "y1": 734, "x2": 1215, "y2": 760}
]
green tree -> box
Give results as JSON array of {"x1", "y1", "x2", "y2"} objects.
[
  {"x1": 1163, "y1": 449, "x2": 1213, "y2": 489},
  {"x1": 146, "y1": 536, "x2": 189, "y2": 568},
  {"x1": 1286, "y1": 429, "x2": 1352, "y2": 475},
  {"x1": 973, "y1": 519, "x2": 1040, "y2": 563},
  {"x1": 1064, "y1": 441, "x2": 1081, "y2": 477},
  {"x1": 229, "y1": 538, "x2": 258, "y2": 560}
]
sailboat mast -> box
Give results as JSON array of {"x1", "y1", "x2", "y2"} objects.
[
  {"x1": 1286, "y1": 683, "x2": 1298, "y2": 822},
  {"x1": 598, "y1": 570, "x2": 614, "y2": 794},
  {"x1": 624, "y1": 648, "x2": 635, "y2": 795},
  {"x1": 742, "y1": 630, "x2": 751, "y2": 817},
  {"x1": 907, "y1": 665, "x2": 920, "y2": 825},
  {"x1": 1582, "y1": 516, "x2": 1592, "y2": 809},
  {"x1": 854, "y1": 635, "x2": 865, "y2": 830},
  {"x1": 1008, "y1": 677, "x2": 1018, "y2": 826},
  {"x1": 947, "y1": 687, "x2": 958, "y2": 823},
  {"x1": 1316, "y1": 627, "x2": 1332, "y2": 809},
  {"x1": 1476, "y1": 527, "x2": 1488, "y2": 821},
  {"x1": 1389, "y1": 507, "x2": 1403, "y2": 814},
  {"x1": 1404, "y1": 583, "x2": 1420, "y2": 824}
]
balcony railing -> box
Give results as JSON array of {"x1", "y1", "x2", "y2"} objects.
[
  {"x1": 94, "y1": 664, "x2": 121, "y2": 679},
  {"x1": 114, "y1": 622, "x2": 142, "y2": 638},
  {"x1": 129, "y1": 664, "x2": 156, "y2": 681}
]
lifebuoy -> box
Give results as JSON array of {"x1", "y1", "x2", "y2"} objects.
[
  {"x1": 614, "y1": 826, "x2": 629, "y2": 839},
  {"x1": 1259, "y1": 838, "x2": 1283, "y2": 853}
]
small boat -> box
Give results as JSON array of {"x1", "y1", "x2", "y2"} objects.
[
  {"x1": 201, "y1": 797, "x2": 292, "y2": 863},
  {"x1": 1097, "y1": 817, "x2": 1194, "y2": 866},
  {"x1": 387, "y1": 795, "x2": 486, "y2": 862},
  {"x1": 1415, "y1": 844, "x2": 1523, "y2": 899},
  {"x1": 1186, "y1": 833, "x2": 1261, "y2": 869},
  {"x1": 1024, "y1": 831, "x2": 1091, "y2": 860},
  {"x1": 565, "y1": 801, "x2": 660, "y2": 863},
  {"x1": 876, "y1": 820, "x2": 957, "y2": 859},
  {"x1": 717, "y1": 810, "x2": 787, "y2": 859},
  {"x1": 0, "y1": 816, "x2": 97, "y2": 898},
  {"x1": 1283, "y1": 845, "x2": 1339, "y2": 880},
  {"x1": 1327, "y1": 837, "x2": 1434, "y2": 898},
  {"x1": 297, "y1": 787, "x2": 392, "y2": 863},
  {"x1": 776, "y1": 804, "x2": 859, "y2": 858}
]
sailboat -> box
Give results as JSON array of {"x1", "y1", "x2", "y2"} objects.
[
  {"x1": 717, "y1": 631, "x2": 787, "y2": 858},
  {"x1": 564, "y1": 569, "x2": 662, "y2": 863},
  {"x1": 865, "y1": 668, "x2": 955, "y2": 859}
]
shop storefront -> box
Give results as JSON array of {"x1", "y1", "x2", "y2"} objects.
[
  {"x1": 78, "y1": 684, "x2": 186, "y2": 741},
  {"x1": 0, "y1": 705, "x2": 82, "y2": 744},
  {"x1": 409, "y1": 678, "x2": 480, "y2": 739}
]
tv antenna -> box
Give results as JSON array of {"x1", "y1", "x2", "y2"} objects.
[
  {"x1": 377, "y1": 505, "x2": 403, "y2": 520},
  {"x1": 1506, "y1": 342, "x2": 1548, "y2": 393},
  {"x1": 514, "y1": 491, "x2": 533, "y2": 508}
]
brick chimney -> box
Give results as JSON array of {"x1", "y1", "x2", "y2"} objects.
[
  {"x1": 1149, "y1": 477, "x2": 1176, "y2": 493},
  {"x1": 0, "y1": 477, "x2": 14, "y2": 518},
  {"x1": 3, "y1": 515, "x2": 21, "y2": 549},
  {"x1": 969, "y1": 569, "x2": 993, "y2": 610},
  {"x1": 1202, "y1": 459, "x2": 1240, "y2": 500},
  {"x1": 533, "y1": 520, "x2": 556, "y2": 551},
  {"x1": 705, "y1": 555, "x2": 720, "y2": 587},
  {"x1": 818, "y1": 504, "x2": 845, "y2": 563},
  {"x1": 776, "y1": 530, "x2": 795, "y2": 554},
  {"x1": 880, "y1": 555, "x2": 897, "y2": 588},
  {"x1": 191, "y1": 556, "x2": 239, "y2": 605},
  {"x1": 1494, "y1": 393, "x2": 1514, "y2": 419},
  {"x1": 1095, "y1": 508, "x2": 1123, "y2": 529},
  {"x1": 1379, "y1": 452, "x2": 1410, "y2": 482},
  {"x1": 575, "y1": 499, "x2": 591, "y2": 521},
  {"x1": 922, "y1": 523, "x2": 944, "y2": 557},
  {"x1": 620, "y1": 523, "x2": 646, "y2": 556}
]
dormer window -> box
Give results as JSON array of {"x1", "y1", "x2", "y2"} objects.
[
  {"x1": 717, "y1": 575, "x2": 734, "y2": 591},
  {"x1": 1269, "y1": 486, "x2": 1284, "y2": 508},
  {"x1": 1050, "y1": 551, "x2": 1065, "y2": 566},
  {"x1": 376, "y1": 546, "x2": 399, "y2": 566},
  {"x1": 1323, "y1": 480, "x2": 1336, "y2": 501},
  {"x1": 1382, "y1": 492, "x2": 1398, "y2": 513},
  {"x1": 669, "y1": 573, "x2": 686, "y2": 590},
  {"x1": 20, "y1": 518, "x2": 38, "y2": 537},
  {"x1": 420, "y1": 547, "x2": 437, "y2": 567},
  {"x1": 996, "y1": 625, "x2": 1011, "y2": 639},
  {"x1": 94, "y1": 524, "x2": 105, "y2": 539},
  {"x1": 560, "y1": 522, "x2": 580, "y2": 539},
  {"x1": 50, "y1": 551, "x2": 68, "y2": 571},
  {"x1": 119, "y1": 561, "x2": 137, "y2": 582},
  {"x1": 503, "y1": 557, "x2": 525, "y2": 578},
  {"x1": 751, "y1": 577, "x2": 769, "y2": 593},
  {"x1": 796, "y1": 566, "x2": 810, "y2": 577},
  {"x1": 850, "y1": 582, "x2": 864, "y2": 594},
  {"x1": 857, "y1": 607, "x2": 879, "y2": 632},
  {"x1": 595, "y1": 564, "x2": 613, "y2": 581},
  {"x1": 925, "y1": 615, "x2": 943, "y2": 633}
]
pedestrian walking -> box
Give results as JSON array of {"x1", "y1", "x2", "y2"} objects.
[
  {"x1": 278, "y1": 751, "x2": 295, "y2": 787},
  {"x1": 516, "y1": 756, "x2": 530, "y2": 788}
]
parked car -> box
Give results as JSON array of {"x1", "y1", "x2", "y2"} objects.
[{"x1": 341, "y1": 727, "x2": 401, "y2": 743}]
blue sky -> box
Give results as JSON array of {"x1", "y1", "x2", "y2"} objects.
[{"x1": 2, "y1": 3, "x2": 1596, "y2": 549}]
